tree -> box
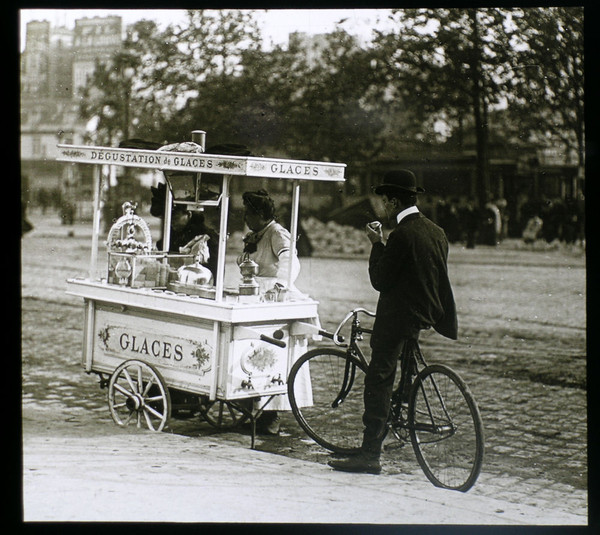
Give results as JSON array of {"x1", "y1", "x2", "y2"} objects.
[
  {"x1": 79, "y1": 11, "x2": 264, "y2": 145},
  {"x1": 227, "y1": 29, "x2": 400, "y2": 169},
  {"x1": 78, "y1": 51, "x2": 137, "y2": 145},
  {"x1": 78, "y1": 20, "x2": 166, "y2": 145},
  {"x1": 157, "y1": 9, "x2": 263, "y2": 142},
  {"x1": 508, "y1": 7, "x2": 584, "y2": 187},
  {"x1": 373, "y1": 8, "x2": 520, "y2": 206}
]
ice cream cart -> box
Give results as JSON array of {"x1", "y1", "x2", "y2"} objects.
[{"x1": 59, "y1": 131, "x2": 345, "y2": 447}]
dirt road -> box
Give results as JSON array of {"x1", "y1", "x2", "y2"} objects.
[{"x1": 21, "y1": 212, "x2": 588, "y2": 525}]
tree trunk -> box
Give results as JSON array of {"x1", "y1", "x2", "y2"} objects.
[{"x1": 469, "y1": 9, "x2": 491, "y2": 208}]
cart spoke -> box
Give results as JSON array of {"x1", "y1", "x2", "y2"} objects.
[
  {"x1": 143, "y1": 408, "x2": 158, "y2": 430},
  {"x1": 136, "y1": 366, "x2": 143, "y2": 394},
  {"x1": 144, "y1": 403, "x2": 165, "y2": 420},
  {"x1": 123, "y1": 410, "x2": 135, "y2": 426},
  {"x1": 122, "y1": 368, "x2": 138, "y2": 394},
  {"x1": 113, "y1": 382, "x2": 135, "y2": 398},
  {"x1": 142, "y1": 376, "x2": 156, "y2": 396}
]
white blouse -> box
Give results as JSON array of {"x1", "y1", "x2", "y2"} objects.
[{"x1": 239, "y1": 220, "x2": 300, "y2": 290}]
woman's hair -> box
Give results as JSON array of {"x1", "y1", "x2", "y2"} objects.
[{"x1": 242, "y1": 189, "x2": 276, "y2": 220}]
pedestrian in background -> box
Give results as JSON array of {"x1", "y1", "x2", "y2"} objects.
[
  {"x1": 329, "y1": 169, "x2": 458, "y2": 474},
  {"x1": 22, "y1": 173, "x2": 34, "y2": 237},
  {"x1": 459, "y1": 197, "x2": 479, "y2": 249},
  {"x1": 495, "y1": 197, "x2": 509, "y2": 241},
  {"x1": 480, "y1": 198, "x2": 501, "y2": 246},
  {"x1": 22, "y1": 201, "x2": 33, "y2": 237}
]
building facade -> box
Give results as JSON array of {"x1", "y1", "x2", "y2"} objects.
[{"x1": 20, "y1": 16, "x2": 123, "y2": 207}]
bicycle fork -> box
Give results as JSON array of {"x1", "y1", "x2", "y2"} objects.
[{"x1": 331, "y1": 357, "x2": 357, "y2": 409}]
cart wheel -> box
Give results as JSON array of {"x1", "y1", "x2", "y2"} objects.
[
  {"x1": 199, "y1": 398, "x2": 251, "y2": 430},
  {"x1": 108, "y1": 359, "x2": 171, "y2": 432}
]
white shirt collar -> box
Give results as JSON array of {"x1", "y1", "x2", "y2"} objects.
[{"x1": 396, "y1": 205, "x2": 420, "y2": 224}]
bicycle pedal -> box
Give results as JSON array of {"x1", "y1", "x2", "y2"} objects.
[{"x1": 384, "y1": 440, "x2": 406, "y2": 451}]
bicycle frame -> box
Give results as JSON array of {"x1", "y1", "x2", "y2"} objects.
[
  {"x1": 388, "y1": 340, "x2": 459, "y2": 440},
  {"x1": 325, "y1": 309, "x2": 455, "y2": 436},
  {"x1": 298, "y1": 307, "x2": 484, "y2": 491},
  {"x1": 410, "y1": 371, "x2": 457, "y2": 439}
]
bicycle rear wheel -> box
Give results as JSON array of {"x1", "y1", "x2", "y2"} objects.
[
  {"x1": 288, "y1": 348, "x2": 366, "y2": 455},
  {"x1": 409, "y1": 364, "x2": 484, "y2": 492}
]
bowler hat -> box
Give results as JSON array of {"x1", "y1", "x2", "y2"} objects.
[{"x1": 374, "y1": 169, "x2": 425, "y2": 195}]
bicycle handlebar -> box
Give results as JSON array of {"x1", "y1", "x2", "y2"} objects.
[
  {"x1": 352, "y1": 307, "x2": 377, "y2": 318},
  {"x1": 318, "y1": 329, "x2": 345, "y2": 343},
  {"x1": 332, "y1": 307, "x2": 376, "y2": 347}
]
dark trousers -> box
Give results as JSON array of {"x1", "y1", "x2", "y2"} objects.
[{"x1": 361, "y1": 339, "x2": 409, "y2": 455}]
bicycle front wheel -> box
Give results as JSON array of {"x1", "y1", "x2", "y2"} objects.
[
  {"x1": 409, "y1": 364, "x2": 484, "y2": 492},
  {"x1": 288, "y1": 348, "x2": 366, "y2": 455}
]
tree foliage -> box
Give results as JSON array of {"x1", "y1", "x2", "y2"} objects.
[
  {"x1": 257, "y1": 30, "x2": 390, "y2": 164},
  {"x1": 507, "y1": 7, "x2": 584, "y2": 168},
  {"x1": 78, "y1": 11, "x2": 263, "y2": 145},
  {"x1": 77, "y1": 8, "x2": 585, "y2": 205},
  {"x1": 372, "y1": 8, "x2": 523, "y2": 204}
]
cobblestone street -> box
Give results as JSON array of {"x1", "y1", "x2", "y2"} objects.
[{"x1": 21, "y1": 212, "x2": 588, "y2": 524}]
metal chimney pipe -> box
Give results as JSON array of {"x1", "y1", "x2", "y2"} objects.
[{"x1": 191, "y1": 130, "x2": 206, "y2": 151}]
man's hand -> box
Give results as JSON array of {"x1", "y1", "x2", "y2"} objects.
[{"x1": 366, "y1": 221, "x2": 383, "y2": 244}]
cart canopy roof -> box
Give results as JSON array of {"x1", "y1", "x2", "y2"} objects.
[{"x1": 57, "y1": 144, "x2": 345, "y2": 183}]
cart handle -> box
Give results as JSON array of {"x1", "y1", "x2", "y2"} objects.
[
  {"x1": 234, "y1": 326, "x2": 287, "y2": 348},
  {"x1": 260, "y1": 334, "x2": 286, "y2": 349}
]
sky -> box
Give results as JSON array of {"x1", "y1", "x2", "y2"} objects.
[{"x1": 19, "y1": 8, "x2": 396, "y2": 51}]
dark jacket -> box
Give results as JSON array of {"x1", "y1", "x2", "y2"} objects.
[{"x1": 369, "y1": 212, "x2": 458, "y2": 348}]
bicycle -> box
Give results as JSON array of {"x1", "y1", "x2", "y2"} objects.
[{"x1": 287, "y1": 307, "x2": 485, "y2": 492}]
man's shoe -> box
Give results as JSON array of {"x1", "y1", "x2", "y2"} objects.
[{"x1": 328, "y1": 452, "x2": 382, "y2": 475}]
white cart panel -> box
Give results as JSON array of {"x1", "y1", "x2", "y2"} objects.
[
  {"x1": 217, "y1": 323, "x2": 308, "y2": 400},
  {"x1": 90, "y1": 302, "x2": 217, "y2": 395}
]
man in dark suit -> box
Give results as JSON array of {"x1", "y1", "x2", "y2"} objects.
[{"x1": 329, "y1": 169, "x2": 458, "y2": 474}]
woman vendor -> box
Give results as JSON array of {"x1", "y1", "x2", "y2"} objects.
[
  {"x1": 237, "y1": 189, "x2": 301, "y2": 295},
  {"x1": 237, "y1": 189, "x2": 311, "y2": 435}
]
